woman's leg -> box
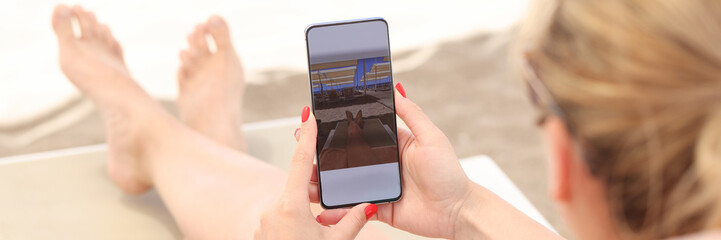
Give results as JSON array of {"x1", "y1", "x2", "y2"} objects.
[{"x1": 51, "y1": 5, "x2": 388, "y2": 239}]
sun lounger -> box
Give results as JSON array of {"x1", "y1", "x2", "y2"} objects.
[
  {"x1": 319, "y1": 118, "x2": 400, "y2": 171},
  {"x1": 341, "y1": 87, "x2": 355, "y2": 102},
  {"x1": 327, "y1": 89, "x2": 341, "y2": 104},
  {"x1": 322, "y1": 118, "x2": 395, "y2": 150},
  {"x1": 0, "y1": 117, "x2": 555, "y2": 239}
]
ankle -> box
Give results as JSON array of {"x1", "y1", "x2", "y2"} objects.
[
  {"x1": 129, "y1": 106, "x2": 180, "y2": 181},
  {"x1": 139, "y1": 120, "x2": 176, "y2": 182}
]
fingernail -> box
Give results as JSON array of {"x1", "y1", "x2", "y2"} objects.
[
  {"x1": 395, "y1": 83, "x2": 406, "y2": 98},
  {"x1": 294, "y1": 128, "x2": 300, "y2": 137},
  {"x1": 316, "y1": 215, "x2": 322, "y2": 223},
  {"x1": 301, "y1": 106, "x2": 310, "y2": 123},
  {"x1": 364, "y1": 204, "x2": 377, "y2": 220}
]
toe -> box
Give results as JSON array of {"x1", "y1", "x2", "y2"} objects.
[
  {"x1": 98, "y1": 24, "x2": 124, "y2": 58},
  {"x1": 179, "y1": 50, "x2": 195, "y2": 67},
  {"x1": 207, "y1": 15, "x2": 233, "y2": 51},
  {"x1": 72, "y1": 5, "x2": 96, "y2": 39},
  {"x1": 189, "y1": 24, "x2": 210, "y2": 55},
  {"x1": 98, "y1": 24, "x2": 124, "y2": 60},
  {"x1": 177, "y1": 67, "x2": 189, "y2": 83},
  {"x1": 112, "y1": 40, "x2": 125, "y2": 60},
  {"x1": 98, "y1": 24, "x2": 112, "y2": 44},
  {"x1": 52, "y1": 4, "x2": 75, "y2": 42}
]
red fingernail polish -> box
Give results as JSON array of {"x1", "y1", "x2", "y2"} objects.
[
  {"x1": 395, "y1": 83, "x2": 406, "y2": 98},
  {"x1": 364, "y1": 204, "x2": 377, "y2": 220},
  {"x1": 301, "y1": 106, "x2": 310, "y2": 123},
  {"x1": 294, "y1": 128, "x2": 300, "y2": 137},
  {"x1": 316, "y1": 215, "x2": 322, "y2": 223}
]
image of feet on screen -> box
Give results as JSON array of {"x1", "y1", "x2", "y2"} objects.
[{"x1": 311, "y1": 56, "x2": 399, "y2": 171}]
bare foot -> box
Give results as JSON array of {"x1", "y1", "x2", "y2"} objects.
[
  {"x1": 176, "y1": 16, "x2": 247, "y2": 151},
  {"x1": 52, "y1": 4, "x2": 164, "y2": 194}
]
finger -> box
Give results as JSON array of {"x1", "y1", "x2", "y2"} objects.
[
  {"x1": 375, "y1": 202, "x2": 394, "y2": 225},
  {"x1": 331, "y1": 203, "x2": 377, "y2": 239},
  {"x1": 316, "y1": 208, "x2": 350, "y2": 225},
  {"x1": 394, "y1": 83, "x2": 445, "y2": 144},
  {"x1": 294, "y1": 127, "x2": 300, "y2": 141},
  {"x1": 396, "y1": 127, "x2": 413, "y2": 154},
  {"x1": 308, "y1": 181, "x2": 319, "y2": 203},
  {"x1": 311, "y1": 163, "x2": 318, "y2": 182},
  {"x1": 373, "y1": 128, "x2": 412, "y2": 225},
  {"x1": 309, "y1": 163, "x2": 319, "y2": 203},
  {"x1": 283, "y1": 106, "x2": 317, "y2": 202}
]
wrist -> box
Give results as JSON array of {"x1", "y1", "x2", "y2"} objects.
[
  {"x1": 451, "y1": 182, "x2": 486, "y2": 239},
  {"x1": 450, "y1": 183, "x2": 563, "y2": 240}
]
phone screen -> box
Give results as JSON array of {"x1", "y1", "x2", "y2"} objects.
[{"x1": 305, "y1": 18, "x2": 402, "y2": 208}]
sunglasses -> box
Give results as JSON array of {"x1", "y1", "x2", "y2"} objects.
[
  {"x1": 522, "y1": 53, "x2": 570, "y2": 127},
  {"x1": 521, "y1": 53, "x2": 600, "y2": 172}
]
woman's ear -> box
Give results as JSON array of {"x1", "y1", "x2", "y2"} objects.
[{"x1": 544, "y1": 116, "x2": 573, "y2": 203}]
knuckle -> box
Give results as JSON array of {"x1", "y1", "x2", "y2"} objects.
[
  {"x1": 348, "y1": 212, "x2": 365, "y2": 227},
  {"x1": 410, "y1": 102, "x2": 424, "y2": 114},
  {"x1": 259, "y1": 211, "x2": 272, "y2": 226},
  {"x1": 308, "y1": 186, "x2": 320, "y2": 202},
  {"x1": 329, "y1": 232, "x2": 344, "y2": 239},
  {"x1": 259, "y1": 201, "x2": 281, "y2": 225},
  {"x1": 279, "y1": 208, "x2": 300, "y2": 220},
  {"x1": 427, "y1": 128, "x2": 446, "y2": 139},
  {"x1": 292, "y1": 151, "x2": 311, "y2": 163},
  {"x1": 299, "y1": 125, "x2": 313, "y2": 135},
  {"x1": 253, "y1": 227, "x2": 263, "y2": 240},
  {"x1": 276, "y1": 200, "x2": 297, "y2": 217},
  {"x1": 258, "y1": 217, "x2": 268, "y2": 227}
]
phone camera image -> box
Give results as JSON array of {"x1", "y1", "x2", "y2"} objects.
[
  {"x1": 306, "y1": 19, "x2": 402, "y2": 208},
  {"x1": 311, "y1": 56, "x2": 397, "y2": 171}
]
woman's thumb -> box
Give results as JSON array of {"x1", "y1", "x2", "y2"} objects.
[{"x1": 331, "y1": 203, "x2": 377, "y2": 238}]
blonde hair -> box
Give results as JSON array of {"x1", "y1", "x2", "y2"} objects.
[{"x1": 517, "y1": 0, "x2": 721, "y2": 238}]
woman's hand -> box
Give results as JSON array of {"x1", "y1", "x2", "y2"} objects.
[
  {"x1": 255, "y1": 107, "x2": 377, "y2": 240},
  {"x1": 310, "y1": 84, "x2": 563, "y2": 240},
  {"x1": 314, "y1": 84, "x2": 475, "y2": 239}
]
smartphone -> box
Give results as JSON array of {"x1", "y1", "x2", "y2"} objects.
[{"x1": 305, "y1": 18, "x2": 402, "y2": 209}]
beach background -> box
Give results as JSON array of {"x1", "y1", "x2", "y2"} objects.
[{"x1": 0, "y1": 0, "x2": 571, "y2": 238}]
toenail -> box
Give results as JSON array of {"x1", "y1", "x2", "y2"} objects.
[
  {"x1": 210, "y1": 17, "x2": 223, "y2": 27},
  {"x1": 59, "y1": 7, "x2": 71, "y2": 17}
]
